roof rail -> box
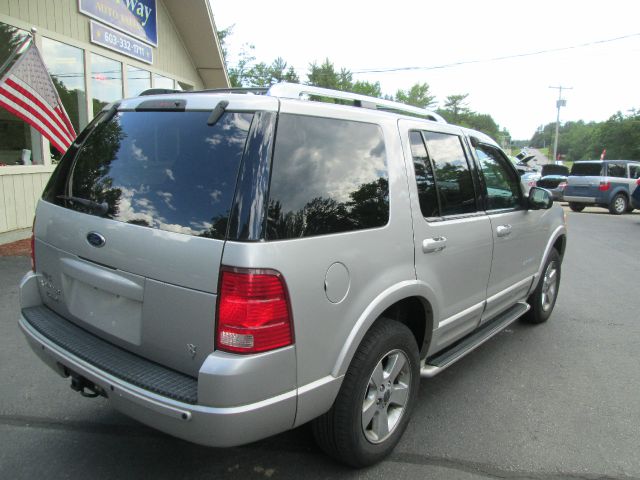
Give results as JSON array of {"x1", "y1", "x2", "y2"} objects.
[
  {"x1": 199, "y1": 87, "x2": 268, "y2": 95},
  {"x1": 267, "y1": 83, "x2": 446, "y2": 123}
]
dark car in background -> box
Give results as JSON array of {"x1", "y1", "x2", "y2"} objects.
[
  {"x1": 564, "y1": 160, "x2": 640, "y2": 214},
  {"x1": 536, "y1": 164, "x2": 570, "y2": 201}
]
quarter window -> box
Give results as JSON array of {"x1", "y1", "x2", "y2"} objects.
[
  {"x1": 267, "y1": 114, "x2": 389, "y2": 239},
  {"x1": 629, "y1": 164, "x2": 640, "y2": 179},
  {"x1": 475, "y1": 144, "x2": 521, "y2": 210}
]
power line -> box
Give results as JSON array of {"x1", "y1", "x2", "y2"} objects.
[{"x1": 350, "y1": 32, "x2": 640, "y2": 74}]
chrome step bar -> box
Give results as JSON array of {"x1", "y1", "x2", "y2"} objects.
[
  {"x1": 267, "y1": 83, "x2": 447, "y2": 123},
  {"x1": 420, "y1": 301, "x2": 530, "y2": 378}
]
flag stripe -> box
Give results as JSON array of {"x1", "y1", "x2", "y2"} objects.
[
  {"x1": 0, "y1": 96, "x2": 68, "y2": 153},
  {"x1": 0, "y1": 83, "x2": 72, "y2": 147},
  {"x1": 5, "y1": 77, "x2": 73, "y2": 144},
  {"x1": 58, "y1": 105, "x2": 76, "y2": 138}
]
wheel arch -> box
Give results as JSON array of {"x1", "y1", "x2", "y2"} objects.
[
  {"x1": 529, "y1": 225, "x2": 567, "y2": 294},
  {"x1": 331, "y1": 281, "x2": 438, "y2": 378}
]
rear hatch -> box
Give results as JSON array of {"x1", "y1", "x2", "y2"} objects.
[
  {"x1": 34, "y1": 94, "x2": 277, "y2": 376},
  {"x1": 565, "y1": 161, "x2": 603, "y2": 197}
]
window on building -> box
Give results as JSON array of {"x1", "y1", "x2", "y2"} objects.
[
  {"x1": 267, "y1": 114, "x2": 389, "y2": 239},
  {"x1": 422, "y1": 131, "x2": 477, "y2": 216},
  {"x1": 91, "y1": 53, "x2": 122, "y2": 115},
  {"x1": 0, "y1": 22, "x2": 42, "y2": 166},
  {"x1": 42, "y1": 37, "x2": 86, "y2": 162},
  {"x1": 153, "y1": 73, "x2": 174, "y2": 90},
  {"x1": 474, "y1": 143, "x2": 522, "y2": 210},
  {"x1": 126, "y1": 66, "x2": 151, "y2": 97}
]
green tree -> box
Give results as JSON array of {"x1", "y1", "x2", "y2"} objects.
[
  {"x1": 395, "y1": 83, "x2": 437, "y2": 109},
  {"x1": 442, "y1": 94, "x2": 470, "y2": 123},
  {"x1": 351, "y1": 80, "x2": 382, "y2": 98}
]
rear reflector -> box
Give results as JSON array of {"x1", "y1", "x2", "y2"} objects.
[{"x1": 216, "y1": 267, "x2": 293, "y2": 354}]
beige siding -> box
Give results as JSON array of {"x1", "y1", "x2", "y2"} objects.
[
  {"x1": 1, "y1": 0, "x2": 203, "y2": 88},
  {"x1": 0, "y1": 170, "x2": 51, "y2": 233}
]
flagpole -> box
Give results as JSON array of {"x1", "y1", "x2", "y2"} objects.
[{"x1": 0, "y1": 33, "x2": 32, "y2": 80}]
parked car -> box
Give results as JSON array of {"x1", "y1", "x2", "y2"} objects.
[
  {"x1": 536, "y1": 164, "x2": 570, "y2": 201},
  {"x1": 18, "y1": 83, "x2": 566, "y2": 467},
  {"x1": 564, "y1": 160, "x2": 640, "y2": 214}
]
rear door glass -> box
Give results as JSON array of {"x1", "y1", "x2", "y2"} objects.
[
  {"x1": 607, "y1": 163, "x2": 627, "y2": 178},
  {"x1": 44, "y1": 111, "x2": 253, "y2": 239}
]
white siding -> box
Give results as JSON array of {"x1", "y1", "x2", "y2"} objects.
[{"x1": 0, "y1": 168, "x2": 52, "y2": 233}]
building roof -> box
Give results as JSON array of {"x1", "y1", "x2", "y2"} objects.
[{"x1": 163, "y1": 0, "x2": 229, "y2": 88}]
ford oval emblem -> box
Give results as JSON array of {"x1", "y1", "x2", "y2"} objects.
[{"x1": 86, "y1": 232, "x2": 106, "y2": 248}]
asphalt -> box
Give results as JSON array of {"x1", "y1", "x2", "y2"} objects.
[{"x1": 1, "y1": 207, "x2": 639, "y2": 479}]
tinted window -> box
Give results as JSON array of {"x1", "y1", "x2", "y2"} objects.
[
  {"x1": 44, "y1": 111, "x2": 253, "y2": 239},
  {"x1": 409, "y1": 131, "x2": 439, "y2": 217},
  {"x1": 607, "y1": 163, "x2": 626, "y2": 178},
  {"x1": 422, "y1": 131, "x2": 476, "y2": 216},
  {"x1": 629, "y1": 164, "x2": 640, "y2": 179},
  {"x1": 475, "y1": 144, "x2": 521, "y2": 210},
  {"x1": 571, "y1": 162, "x2": 603, "y2": 176},
  {"x1": 267, "y1": 114, "x2": 388, "y2": 239}
]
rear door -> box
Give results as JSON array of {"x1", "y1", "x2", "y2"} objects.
[
  {"x1": 400, "y1": 121, "x2": 493, "y2": 351},
  {"x1": 35, "y1": 95, "x2": 277, "y2": 376},
  {"x1": 565, "y1": 162, "x2": 603, "y2": 201}
]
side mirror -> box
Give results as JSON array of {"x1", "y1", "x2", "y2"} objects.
[{"x1": 528, "y1": 187, "x2": 553, "y2": 210}]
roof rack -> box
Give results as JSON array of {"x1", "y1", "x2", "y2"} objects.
[
  {"x1": 267, "y1": 83, "x2": 446, "y2": 123},
  {"x1": 139, "y1": 87, "x2": 268, "y2": 97}
]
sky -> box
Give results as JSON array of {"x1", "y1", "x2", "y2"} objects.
[{"x1": 210, "y1": 0, "x2": 640, "y2": 140}]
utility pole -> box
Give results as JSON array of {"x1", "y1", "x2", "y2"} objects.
[{"x1": 549, "y1": 85, "x2": 572, "y2": 163}]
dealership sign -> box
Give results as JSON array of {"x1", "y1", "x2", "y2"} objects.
[
  {"x1": 90, "y1": 21, "x2": 153, "y2": 64},
  {"x1": 79, "y1": 0, "x2": 157, "y2": 46}
]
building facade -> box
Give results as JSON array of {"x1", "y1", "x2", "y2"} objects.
[{"x1": 0, "y1": 0, "x2": 228, "y2": 233}]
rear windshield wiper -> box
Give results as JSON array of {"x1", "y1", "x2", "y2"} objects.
[{"x1": 57, "y1": 195, "x2": 108, "y2": 215}]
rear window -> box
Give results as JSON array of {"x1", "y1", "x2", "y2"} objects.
[
  {"x1": 267, "y1": 114, "x2": 388, "y2": 240},
  {"x1": 43, "y1": 111, "x2": 253, "y2": 239},
  {"x1": 541, "y1": 165, "x2": 569, "y2": 176},
  {"x1": 570, "y1": 162, "x2": 603, "y2": 176}
]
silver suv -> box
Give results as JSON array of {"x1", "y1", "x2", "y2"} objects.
[{"x1": 18, "y1": 84, "x2": 567, "y2": 467}]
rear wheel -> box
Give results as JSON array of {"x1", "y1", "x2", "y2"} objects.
[
  {"x1": 609, "y1": 193, "x2": 628, "y2": 215},
  {"x1": 568, "y1": 203, "x2": 585, "y2": 212},
  {"x1": 312, "y1": 319, "x2": 419, "y2": 467},
  {"x1": 523, "y1": 249, "x2": 561, "y2": 324}
]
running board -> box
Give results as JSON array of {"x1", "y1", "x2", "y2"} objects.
[{"x1": 420, "y1": 301, "x2": 530, "y2": 378}]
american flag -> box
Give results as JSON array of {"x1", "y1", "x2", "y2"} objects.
[{"x1": 0, "y1": 37, "x2": 76, "y2": 154}]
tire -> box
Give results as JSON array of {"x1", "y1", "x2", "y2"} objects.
[
  {"x1": 523, "y1": 249, "x2": 561, "y2": 324},
  {"x1": 312, "y1": 319, "x2": 420, "y2": 467},
  {"x1": 568, "y1": 203, "x2": 585, "y2": 212},
  {"x1": 609, "y1": 193, "x2": 628, "y2": 215}
]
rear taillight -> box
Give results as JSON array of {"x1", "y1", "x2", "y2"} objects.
[
  {"x1": 30, "y1": 218, "x2": 36, "y2": 272},
  {"x1": 598, "y1": 181, "x2": 610, "y2": 191},
  {"x1": 216, "y1": 267, "x2": 293, "y2": 354},
  {"x1": 558, "y1": 182, "x2": 567, "y2": 190},
  {"x1": 636, "y1": 178, "x2": 640, "y2": 186}
]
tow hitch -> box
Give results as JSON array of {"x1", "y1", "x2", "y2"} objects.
[{"x1": 69, "y1": 372, "x2": 106, "y2": 398}]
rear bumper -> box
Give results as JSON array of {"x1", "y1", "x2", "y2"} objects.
[
  {"x1": 17, "y1": 271, "x2": 306, "y2": 447},
  {"x1": 19, "y1": 312, "x2": 298, "y2": 447}
]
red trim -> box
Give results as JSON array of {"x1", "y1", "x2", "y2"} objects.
[
  {"x1": 5, "y1": 78, "x2": 73, "y2": 143},
  {"x1": 0, "y1": 97, "x2": 68, "y2": 153}
]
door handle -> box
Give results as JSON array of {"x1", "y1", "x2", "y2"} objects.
[
  {"x1": 422, "y1": 236, "x2": 447, "y2": 254},
  {"x1": 496, "y1": 224, "x2": 512, "y2": 237}
]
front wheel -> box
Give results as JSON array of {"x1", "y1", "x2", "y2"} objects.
[
  {"x1": 609, "y1": 193, "x2": 628, "y2": 215},
  {"x1": 312, "y1": 320, "x2": 419, "y2": 467},
  {"x1": 568, "y1": 203, "x2": 585, "y2": 212},
  {"x1": 523, "y1": 249, "x2": 561, "y2": 324}
]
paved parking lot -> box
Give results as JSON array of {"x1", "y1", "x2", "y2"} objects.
[{"x1": 1, "y1": 207, "x2": 639, "y2": 479}]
